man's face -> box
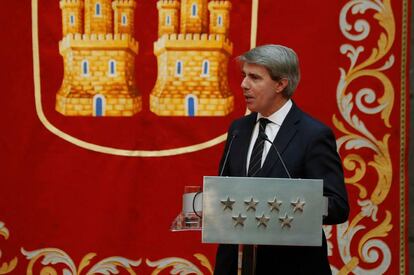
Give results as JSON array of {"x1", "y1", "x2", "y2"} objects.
[{"x1": 241, "y1": 63, "x2": 288, "y2": 116}]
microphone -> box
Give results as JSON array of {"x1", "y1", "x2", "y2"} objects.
[
  {"x1": 219, "y1": 130, "x2": 239, "y2": 176},
  {"x1": 259, "y1": 132, "x2": 292, "y2": 178},
  {"x1": 192, "y1": 130, "x2": 238, "y2": 219}
]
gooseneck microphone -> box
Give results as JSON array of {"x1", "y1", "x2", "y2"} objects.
[
  {"x1": 192, "y1": 130, "x2": 238, "y2": 218},
  {"x1": 259, "y1": 132, "x2": 292, "y2": 178},
  {"x1": 219, "y1": 130, "x2": 239, "y2": 176}
]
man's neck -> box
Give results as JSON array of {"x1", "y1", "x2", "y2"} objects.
[{"x1": 260, "y1": 98, "x2": 289, "y2": 117}]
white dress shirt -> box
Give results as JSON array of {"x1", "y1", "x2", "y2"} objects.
[{"x1": 246, "y1": 100, "x2": 293, "y2": 174}]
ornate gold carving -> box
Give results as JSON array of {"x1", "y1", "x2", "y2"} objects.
[
  {"x1": 20, "y1": 247, "x2": 212, "y2": 274},
  {"x1": 333, "y1": 0, "x2": 396, "y2": 273},
  {"x1": 0, "y1": 222, "x2": 18, "y2": 274},
  {"x1": 21, "y1": 248, "x2": 141, "y2": 275},
  {"x1": 146, "y1": 253, "x2": 213, "y2": 275}
]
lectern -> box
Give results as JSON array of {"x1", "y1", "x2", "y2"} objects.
[{"x1": 202, "y1": 176, "x2": 328, "y2": 274}]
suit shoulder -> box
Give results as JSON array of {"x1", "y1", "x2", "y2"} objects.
[
  {"x1": 299, "y1": 111, "x2": 334, "y2": 135},
  {"x1": 228, "y1": 113, "x2": 256, "y2": 131}
]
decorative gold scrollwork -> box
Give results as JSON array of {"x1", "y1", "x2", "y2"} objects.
[
  {"x1": 0, "y1": 222, "x2": 18, "y2": 274},
  {"x1": 332, "y1": 0, "x2": 396, "y2": 274},
  {"x1": 146, "y1": 253, "x2": 213, "y2": 275},
  {"x1": 21, "y1": 248, "x2": 141, "y2": 275}
]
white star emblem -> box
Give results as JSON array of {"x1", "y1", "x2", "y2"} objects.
[
  {"x1": 278, "y1": 213, "x2": 294, "y2": 229},
  {"x1": 290, "y1": 197, "x2": 306, "y2": 213},
  {"x1": 220, "y1": 196, "x2": 235, "y2": 211},
  {"x1": 268, "y1": 197, "x2": 283, "y2": 212},
  {"x1": 244, "y1": 197, "x2": 259, "y2": 211},
  {"x1": 255, "y1": 214, "x2": 270, "y2": 228},
  {"x1": 232, "y1": 213, "x2": 247, "y2": 227}
]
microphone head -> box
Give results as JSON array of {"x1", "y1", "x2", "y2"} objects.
[{"x1": 231, "y1": 129, "x2": 239, "y2": 138}]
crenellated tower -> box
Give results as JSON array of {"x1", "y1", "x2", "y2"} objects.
[
  {"x1": 57, "y1": 0, "x2": 141, "y2": 117},
  {"x1": 156, "y1": 0, "x2": 180, "y2": 37},
  {"x1": 208, "y1": 1, "x2": 231, "y2": 36},
  {"x1": 113, "y1": 0, "x2": 136, "y2": 34},
  {"x1": 84, "y1": 0, "x2": 113, "y2": 34},
  {"x1": 151, "y1": 0, "x2": 233, "y2": 116},
  {"x1": 180, "y1": 0, "x2": 208, "y2": 34},
  {"x1": 60, "y1": 0, "x2": 84, "y2": 35}
]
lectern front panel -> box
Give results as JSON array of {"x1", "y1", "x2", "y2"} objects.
[{"x1": 202, "y1": 176, "x2": 324, "y2": 246}]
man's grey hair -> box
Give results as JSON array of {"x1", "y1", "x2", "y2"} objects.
[{"x1": 238, "y1": 44, "x2": 300, "y2": 98}]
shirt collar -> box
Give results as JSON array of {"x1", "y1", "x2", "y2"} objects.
[{"x1": 257, "y1": 99, "x2": 293, "y2": 126}]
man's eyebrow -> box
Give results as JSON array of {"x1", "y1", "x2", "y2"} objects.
[{"x1": 245, "y1": 72, "x2": 262, "y2": 78}]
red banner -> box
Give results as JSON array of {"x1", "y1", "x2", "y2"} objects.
[{"x1": 0, "y1": 0, "x2": 410, "y2": 274}]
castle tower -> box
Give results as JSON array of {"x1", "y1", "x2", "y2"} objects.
[
  {"x1": 113, "y1": 0, "x2": 136, "y2": 35},
  {"x1": 208, "y1": 1, "x2": 231, "y2": 36},
  {"x1": 60, "y1": 0, "x2": 84, "y2": 35},
  {"x1": 180, "y1": 0, "x2": 208, "y2": 34},
  {"x1": 84, "y1": 0, "x2": 113, "y2": 34},
  {"x1": 151, "y1": 0, "x2": 234, "y2": 116},
  {"x1": 57, "y1": 0, "x2": 142, "y2": 116},
  {"x1": 156, "y1": 0, "x2": 180, "y2": 37}
]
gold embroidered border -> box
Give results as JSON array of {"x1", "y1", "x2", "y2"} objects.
[{"x1": 399, "y1": 0, "x2": 409, "y2": 273}]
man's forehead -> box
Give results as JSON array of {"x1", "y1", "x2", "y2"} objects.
[{"x1": 242, "y1": 63, "x2": 269, "y2": 75}]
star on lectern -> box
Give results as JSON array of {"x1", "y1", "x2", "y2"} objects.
[
  {"x1": 255, "y1": 214, "x2": 270, "y2": 228},
  {"x1": 278, "y1": 213, "x2": 293, "y2": 229},
  {"x1": 232, "y1": 213, "x2": 247, "y2": 227},
  {"x1": 220, "y1": 196, "x2": 235, "y2": 211},
  {"x1": 244, "y1": 197, "x2": 259, "y2": 211},
  {"x1": 268, "y1": 197, "x2": 283, "y2": 212},
  {"x1": 290, "y1": 198, "x2": 306, "y2": 213}
]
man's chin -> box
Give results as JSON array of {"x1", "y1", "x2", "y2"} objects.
[
  {"x1": 245, "y1": 102, "x2": 254, "y2": 109},
  {"x1": 246, "y1": 105, "x2": 257, "y2": 113}
]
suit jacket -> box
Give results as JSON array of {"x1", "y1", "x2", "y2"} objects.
[{"x1": 214, "y1": 103, "x2": 349, "y2": 275}]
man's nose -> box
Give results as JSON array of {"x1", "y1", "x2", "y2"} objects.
[{"x1": 241, "y1": 77, "x2": 249, "y2": 90}]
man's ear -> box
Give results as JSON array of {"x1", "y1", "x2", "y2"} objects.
[{"x1": 274, "y1": 78, "x2": 289, "y2": 94}]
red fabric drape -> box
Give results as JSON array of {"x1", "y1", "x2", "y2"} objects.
[{"x1": 0, "y1": 0, "x2": 410, "y2": 274}]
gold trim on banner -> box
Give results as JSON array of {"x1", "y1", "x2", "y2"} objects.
[
  {"x1": 250, "y1": 0, "x2": 259, "y2": 48},
  {"x1": 332, "y1": 0, "x2": 407, "y2": 274},
  {"x1": 31, "y1": 0, "x2": 258, "y2": 157},
  {"x1": 398, "y1": 0, "x2": 409, "y2": 273}
]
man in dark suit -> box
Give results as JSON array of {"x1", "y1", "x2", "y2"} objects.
[{"x1": 214, "y1": 45, "x2": 349, "y2": 275}]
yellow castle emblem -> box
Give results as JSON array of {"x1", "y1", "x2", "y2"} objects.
[
  {"x1": 57, "y1": 0, "x2": 141, "y2": 116},
  {"x1": 151, "y1": 0, "x2": 234, "y2": 116}
]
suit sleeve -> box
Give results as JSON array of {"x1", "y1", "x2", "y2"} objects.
[{"x1": 304, "y1": 127, "x2": 350, "y2": 225}]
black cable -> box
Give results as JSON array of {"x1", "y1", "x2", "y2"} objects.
[{"x1": 192, "y1": 191, "x2": 202, "y2": 219}]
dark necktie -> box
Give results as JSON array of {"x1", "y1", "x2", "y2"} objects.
[
  {"x1": 247, "y1": 118, "x2": 270, "y2": 177},
  {"x1": 243, "y1": 118, "x2": 271, "y2": 274}
]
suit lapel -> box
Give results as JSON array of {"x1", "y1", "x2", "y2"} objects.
[{"x1": 259, "y1": 103, "x2": 301, "y2": 177}]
